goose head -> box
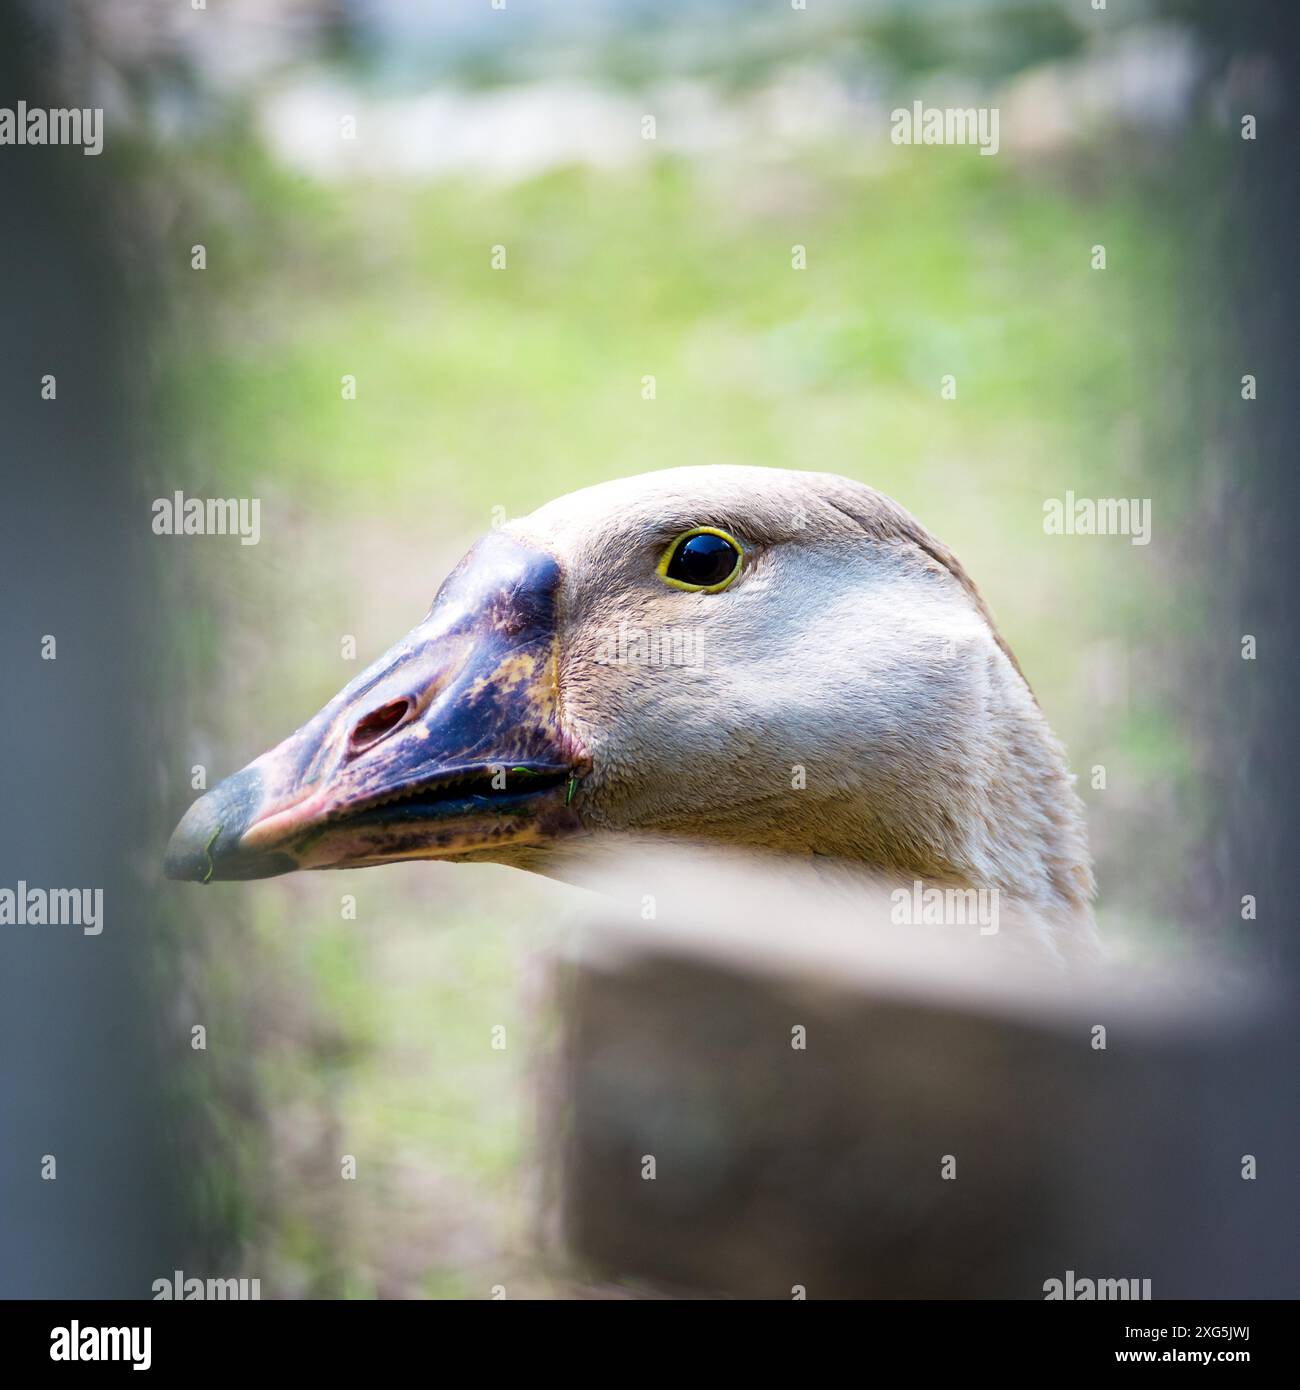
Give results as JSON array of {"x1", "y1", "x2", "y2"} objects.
[{"x1": 165, "y1": 466, "x2": 1093, "y2": 939}]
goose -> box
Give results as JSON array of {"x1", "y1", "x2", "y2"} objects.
[{"x1": 165, "y1": 466, "x2": 1096, "y2": 957}]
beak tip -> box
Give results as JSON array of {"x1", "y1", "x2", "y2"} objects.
[
  {"x1": 165, "y1": 767, "x2": 295, "y2": 883},
  {"x1": 164, "y1": 794, "x2": 222, "y2": 882},
  {"x1": 162, "y1": 847, "x2": 200, "y2": 883}
]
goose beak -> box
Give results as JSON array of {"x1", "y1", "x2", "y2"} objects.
[{"x1": 164, "y1": 533, "x2": 588, "y2": 882}]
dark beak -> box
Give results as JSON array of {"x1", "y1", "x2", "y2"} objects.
[{"x1": 165, "y1": 533, "x2": 588, "y2": 882}]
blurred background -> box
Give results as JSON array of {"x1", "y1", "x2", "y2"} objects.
[{"x1": 2, "y1": 0, "x2": 1297, "y2": 1298}]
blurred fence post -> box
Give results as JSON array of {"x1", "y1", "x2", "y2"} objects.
[{"x1": 545, "y1": 861, "x2": 1290, "y2": 1299}]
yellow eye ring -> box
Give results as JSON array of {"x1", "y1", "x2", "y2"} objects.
[{"x1": 657, "y1": 526, "x2": 745, "y2": 593}]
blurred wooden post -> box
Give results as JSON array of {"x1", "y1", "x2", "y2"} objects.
[{"x1": 545, "y1": 855, "x2": 1281, "y2": 1298}]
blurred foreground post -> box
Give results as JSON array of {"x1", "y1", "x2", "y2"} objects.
[{"x1": 547, "y1": 852, "x2": 1287, "y2": 1298}]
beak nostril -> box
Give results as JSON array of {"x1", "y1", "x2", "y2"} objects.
[{"x1": 349, "y1": 698, "x2": 411, "y2": 754}]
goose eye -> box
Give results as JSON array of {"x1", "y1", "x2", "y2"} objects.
[{"x1": 658, "y1": 527, "x2": 744, "y2": 592}]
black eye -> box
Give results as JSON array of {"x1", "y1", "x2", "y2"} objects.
[{"x1": 659, "y1": 528, "x2": 744, "y2": 592}]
